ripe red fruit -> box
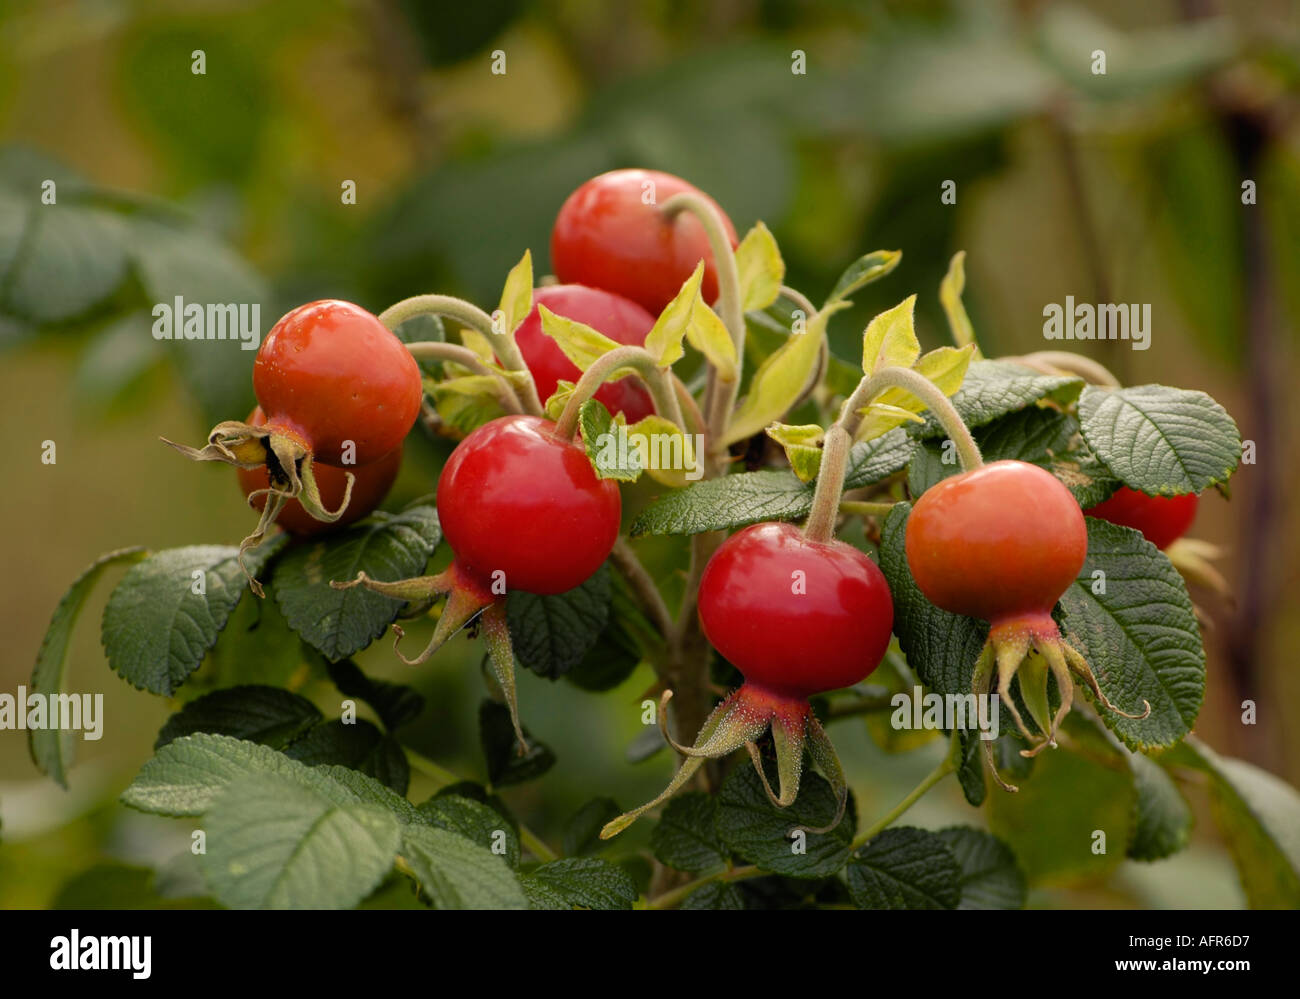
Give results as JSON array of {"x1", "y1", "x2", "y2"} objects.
[
  {"x1": 236, "y1": 408, "x2": 402, "y2": 537},
  {"x1": 603, "y1": 522, "x2": 893, "y2": 839},
  {"x1": 438, "y1": 415, "x2": 622, "y2": 595},
  {"x1": 904, "y1": 460, "x2": 1148, "y2": 789},
  {"x1": 514, "y1": 285, "x2": 656, "y2": 422},
  {"x1": 254, "y1": 300, "x2": 421, "y2": 465},
  {"x1": 333, "y1": 415, "x2": 621, "y2": 751},
  {"x1": 1085, "y1": 487, "x2": 1198, "y2": 550},
  {"x1": 699, "y1": 522, "x2": 893, "y2": 699},
  {"x1": 551, "y1": 169, "x2": 738, "y2": 315}
]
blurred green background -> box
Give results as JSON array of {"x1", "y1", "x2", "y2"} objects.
[{"x1": 1, "y1": 0, "x2": 1298, "y2": 908}]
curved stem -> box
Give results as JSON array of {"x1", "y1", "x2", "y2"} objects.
[
  {"x1": 610, "y1": 538, "x2": 675, "y2": 649},
  {"x1": 672, "y1": 373, "x2": 707, "y2": 437},
  {"x1": 783, "y1": 285, "x2": 829, "y2": 412},
  {"x1": 554, "y1": 345, "x2": 683, "y2": 440},
  {"x1": 646, "y1": 864, "x2": 761, "y2": 910},
  {"x1": 841, "y1": 366, "x2": 982, "y2": 471},
  {"x1": 662, "y1": 192, "x2": 742, "y2": 454},
  {"x1": 850, "y1": 752, "x2": 955, "y2": 850},
  {"x1": 379, "y1": 294, "x2": 544, "y2": 415},
  {"x1": 403, "y1": 341, "x2": 524, "y2": 413},
  {"x1": 1009, "y1": 350, "x2": 1120, "y2": 388},
  {"x1": 803, "y1": 426, "x2": 851, "y2": 543},
  {"x1": 404, "y1": 745, "x2": 558, "y2": 862}
]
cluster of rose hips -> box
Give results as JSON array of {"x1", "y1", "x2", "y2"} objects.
[{"x1": 169, "y1": 168, "x2": 1196, "y2": 834}]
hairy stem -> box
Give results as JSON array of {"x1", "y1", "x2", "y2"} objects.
[
  {"x1": 646, "y1": 864, "x2": 762, "y2": 910},
  {"x1": 1009, "y1": 350, "x2": 1120, "y2": 388},
  {"x1": 378, "y1": 294, "x2": 544, "y2": 415},
  {"x1": 402, "y1": 340, "x2": 525, "y2": 412},
  {"x1": 803, "y1": 426, "x2": 851, "y2": 542},
  {"x1": 841, "y1": 366, "x2": 982, "y2": 471},
  {"x1": 554, "y1": 345, "x2": 684, "y2": 440},
  {"x1": 851, "y1": 751, "x2": 956, "y2": 850}
]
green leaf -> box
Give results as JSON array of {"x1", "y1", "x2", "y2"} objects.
[
  {"x1": 651, "y1": 792, "x2": 729, "y2": 874},
  {"x1": 765, "y1": 422, "x2": 825, "y2": 483},
  {"x1": 418, "y1": 795, "x2": 521, "y2": 868},
  {"x1": 910, "y1": 359, "x2": 1083, "y2": 439},
  {"x1": 685, "y1": 297, "x2": 738, "y2": 381},
  {"x1": 938, "y1": 251, "x2": 976, "y2": 350},
  {"x1": 537, "y1": 304, "x2": 623, "y2": 372},
  {"x1": 325, "y1": 658, "x2": 425, "y2": 730},
  {"x1": 908, "y1": 408, "x2": 1118, "y2": 507},
  {"x1": 878, "y1": 504, "x2": 988, "y2": 696},
  {"x1": 563, "y1": 798, "x2": 622, "y2": 858},
  {"x1": 847, "y1": 828, "x2": 962, "y2": 910},
  {"x1": 282, "y1": 720, "x2": 410, "y2": 795},
  {"x1": 156, "y1": 686, "x2": 321, "y2": 750},
  {"x1": 1061, "y1": 518, "x2": 1205, "y2": 750},
  {"x1": 506, "y1": 564, "x2": 611, "y2": 680},
  {"x1": 680, "y1": 882, "x2": 747, "y2": 909},
  {"x1": 200, "y1": 773, "x2": 401, "y2": 910},
  {"x1": 121, "y1": 733, "x2": 356, "y2": 817},
  {"x1": 725, "y1": 301, "x2": 851, "y2": 445},
  {"x1": 578, "y1": 399, "x2": 641, "y2": 482},
  {"x1": 187, "y1": 584, "x2": 301, "y2": 696},
  {"x1": 825, "y1": 249, "x2": 902, "y2": 306},
  {"x1": 954, "y1": 728, "x2": 988, "y2": 807},
  {"x1": 1127, "y1": 750, "x2": 1194, "y2": 862},
  {"x1": 565, "y1": 572, "x2": 648, "y2": 693},
  {"x1": 496, "y1": 248, "x2": 533, "y2": 334},
  {"x1": 399, "y1": 823, "x2": 527, "y2": 909},
  {"x1": 1161, "y1": 738, "x2": 1300, "y2": 908},
  {"x1": 30, "y1": 546, "x2": 146, "y2": 787},
  {"x1": 315, "y1": 764, "x2": 425, "y2": 826},
  {"x1": 935, "y1": 827, "x2": 1026, "y2": 910},
  {"x1": 1077, "y1": 384, "x2": 1241, "y2": 494},
  {"x1": 716, "y1": 763, "x2": 854, "y2": 880},
  {"x1": 272, "y1": 504, "x2": 441, "y2": 662},
  {"x1": 734, "y1": 221, "x2": 784, "y2": 312},
  {"x1": 479, "y1": 700, "x2": 556, "y2": 787},
  {"x1": 102, "y1": 540, "x2": 284, "y2": 696},
  {"x1": 630, "y1": 429, "x2": 915, "y2": 537},
  {"x1": 644, "y1": 261, "x2": 702, "y2": 366},
  {"x1": 861, "y1": 295, "x2": 920, "y2": 376},
  {"x1": 856, "y1": 344, "x2": 974, "y2": 440},
  {"x1": 519, "y1": 858, "x2": 639, "y2": 910},
  {"x1": 52, "y1": 863, "x2": 215, "y2": 910}
]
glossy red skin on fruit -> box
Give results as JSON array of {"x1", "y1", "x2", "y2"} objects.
[
  {"x1": 1085, "y1": 487, "x2": 1198, "y2": 550},
  {"x1": 253, "y1": 300, "x2": 421, "y2": 464},
  {"x1": 698, "y1": 522, "x2": 894, "y2": 700},
  {"x1": 236, "y1": 408, "x2": 402, "y2": 536},
  {"x1": 550, "y1": 169, "x2": 738, "y2": 315},
  {"x1": 437, "y1": 415, "x2": 621, "y2": 595},
  {"x1": 906, "y1": 460, "x2": 1087, "y2": 626},
  {"x1": 514, "y1": 285, "x2": 656, "y2": 422}
]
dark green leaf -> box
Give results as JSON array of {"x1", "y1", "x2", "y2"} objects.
[
  {"x1": 325, "y1": 658, "x2": 425, "y2": 730},
  {"x1": 30, "y1": 547, "x2": 146, "y2": 786},
  {"x1": 417, "y1": 795, "x2": 521, "y2": 869},
  {"x1": 52, "y1": 863, "x2": 215, "y2": 910},
  {"x1": 716, "y1": 763, "x2": 854, "y2": 879},
  {"x1": 846, "y1": 827, "x2": 962, "y2": 910},
  {"x1": 398, "y1": 823, "x2": 527, "y2": 910},
  {"x1": 272, "y1": 505, "x2": 440, "y2": 662},
  {"x1": 911, "y1": 360, "x2": 1082, "y2": 439},
  {"x1": 156, "y1": 686, "x2": 321, "y2": 750},
  {"x1": 651, "y1": 792, "x2": 729, "y2": 874},
  {"x1": 479, "y1": 700, "x2": 555, "y2": 787},
  {"x1": 936, "y1": 827, "x2": 1026, "y2": 910},
  {"x1": 680, "y1": 882, "x2": 747, "y2": 909},
  {"x1": 520, "y1": 858, "x2": 639, "y2": 910},
  {"x1": 824, "y1": 249, "x2": 902, "y2": 306},
  {"x1": 314, "y1": 764, "x2": 424, "y2": 826},
  {"x1": 200, "y1": 773, "x2": 401, "y2": 909},
  {"x1": 1127, "y1": 750, "x2": 1194, "y2": 862},
  {"x1": 566, "y1": 571, "x2": 647, "y2": 692},
  {"x1": 564, "y1": 798, "x2": 622, "y2": 858},
  {"x1": 282, "y1": 720, "x2": 409, "y2": 795},
  {"x1": 507, "y1": 564, "x2": 611, "y2": 679},
  {"x1": 1061, "y1": 518, "x2": 1205, "y2": 750},
  {"x1": 630, "y1": 429, "x2": 914, "y2": 537},
  {"x1": 102, "y1": 540, "x2": 285, "y2": 696},
  {"x1": 1077, "y1": 384, "x2": 1241, "y2": 494}
]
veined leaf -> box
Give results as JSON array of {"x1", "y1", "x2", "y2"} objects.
[
  {"x1": 735, "y1": 221, "x2": 784, "y2": 312},
  {"x1": 497, "y1": 249, "x2": 533, "y2": 334},
  {"x1": 644, "y1": 261, "x2": 702, "y2": 367}
]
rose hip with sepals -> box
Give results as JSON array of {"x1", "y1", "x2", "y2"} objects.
[{"x1": 333, "y1": 414, "x2": 621, "y2": 749}]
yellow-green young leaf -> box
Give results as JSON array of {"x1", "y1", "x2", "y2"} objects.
[
  {"x1": 624, "y1": 414, "x2": 702, "y2": 488},
  {"x1": 434, "y1": 375, "x2": 506, "y2": 399},
  {"x1": 544, "y1": 380, "x2": 576, "y2": 421},
  {"x1": 735, "y1": 221, "x2": 784, "y2": 312},
  {"x1": 862, "y1": 295, "x2": 920, "y2": 376},
  {"x1": 460, "y1": 327, "x2": 497, "y2": 362},
  {"x1": 498, "y1": 249, "x2": 534, "y2": 335},
  {"x1": 538, "y1": 305, "x2": 622, "y2": 372},
  {"x1": 725, "y1": 301, "x2": 851, "y2": 446},
  {"x1": 825, "y1": 249, "x2": 902, "y2": 306},
  {"x1": 855, "y1": 344, "x2": 975, "y2": 441},
  {"x1": 644, "y1": 262, "x2": 703, "y2": 367},
  {"x1": 685, "y1": 299, "x2": 738, "y2": 382},
  {"x1": 766, "y1": 423, "x2": 825, "y2": 483},
  {"x1": 939, "y1": 251, "x2": 979, "y2": 354}
]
